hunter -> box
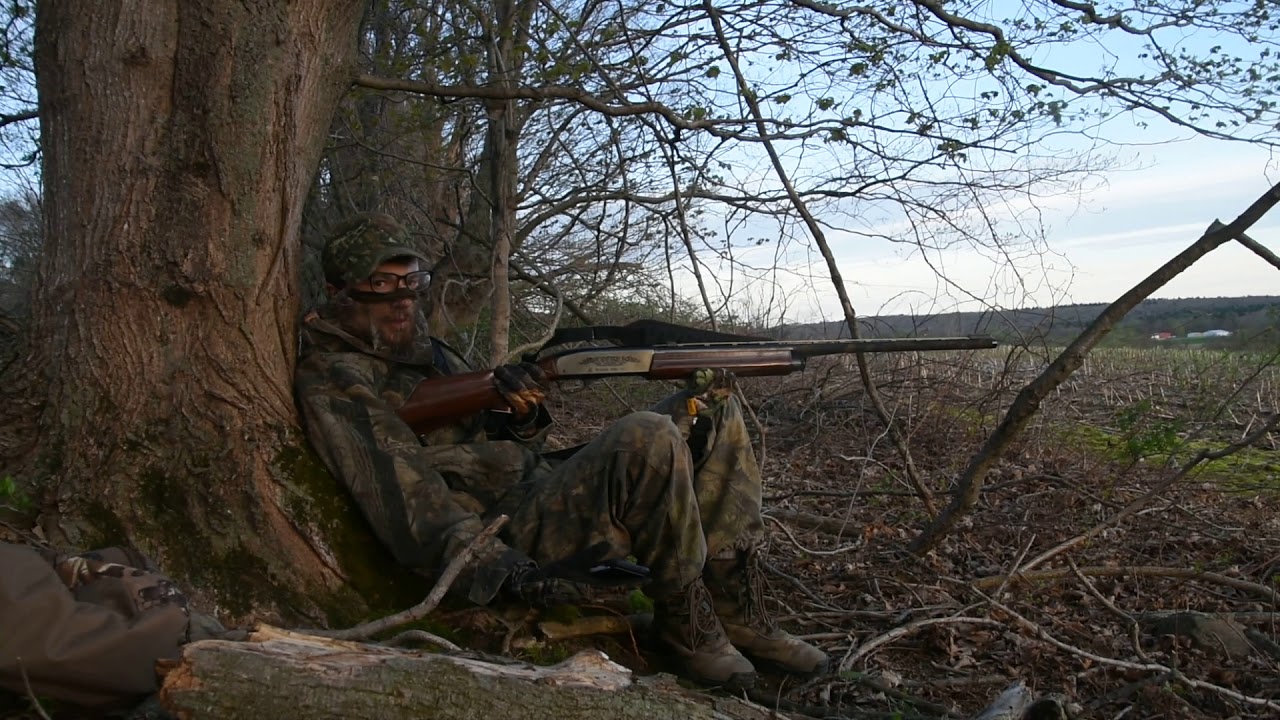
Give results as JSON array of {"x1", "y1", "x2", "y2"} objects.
[{"x1": 294, "y1": 212, "x2": 828, "y2": 689}]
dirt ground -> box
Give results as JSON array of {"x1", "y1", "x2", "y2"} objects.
[
  {"x1": 2, "y1": 351, "x2": 1276, "y2": 719},
  {"x1": 527, "y1": 356, "x2": 1280, "y2": 719}
]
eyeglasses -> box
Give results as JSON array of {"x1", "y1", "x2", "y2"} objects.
[{"x1": 364, "y1": 270, "x2": 431, "y2": 293}]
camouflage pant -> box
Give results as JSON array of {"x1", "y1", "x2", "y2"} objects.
[{"x1": 503, "y1": 392, "x2": 764, "y2": 597}]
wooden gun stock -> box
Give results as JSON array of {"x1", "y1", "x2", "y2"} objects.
[{"x1": 397, "y1": 368, "x2": 512, "y2": 435}]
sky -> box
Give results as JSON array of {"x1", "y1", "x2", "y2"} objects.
[
  {"x1": 687, "y1": 2, "x2": 1280, "y2": 325},
  {"x1": 713, "y1": 128, "x2": 1280, "y2": 326},
  {"x1": 2, "y1": 4, "x2": 1274, "y2": 328}
]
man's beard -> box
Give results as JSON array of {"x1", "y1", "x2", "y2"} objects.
[
  {"x1": 373, "y1": 306, "x2": 419, "y2": 356},
  {"x1": 335, "y1": 300, "x2": 421, "y2": 358}
]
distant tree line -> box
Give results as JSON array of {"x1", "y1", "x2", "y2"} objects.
[{"x1": 783, "y1": 296, "x2": 1280, "y2": 350}]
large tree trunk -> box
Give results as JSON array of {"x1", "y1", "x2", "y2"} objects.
[{"x1": 0, "y1": 0, "x2": 426, "y2": 623}]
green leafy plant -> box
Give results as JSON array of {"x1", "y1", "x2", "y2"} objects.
[{"x1": 1113, "y1": 400, "x2": 1187, "y2": 462}]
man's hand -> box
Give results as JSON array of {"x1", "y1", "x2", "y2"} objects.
[
  {"x1": 673, "y1": 368, "x2": 737, "y2": 430},
  {"x1": 668, "y1": 368, "x2": 737, "y2": 461},
  {"x1": 504, "y1": 561, "x2": 593, "y2": 607},
  {"x1": 503, "y1": 543, "x2": 648, "y2": 607},
  {"x1": 492, "y1": 362, "x2": 549, "y2": 419},
  {"x1": 686, "y1": 367, "x2": 737, "y2": 405}
]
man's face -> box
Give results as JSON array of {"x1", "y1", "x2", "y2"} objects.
[{"x1": 330, "y1": 257, "x2": 424, "y2": 352}]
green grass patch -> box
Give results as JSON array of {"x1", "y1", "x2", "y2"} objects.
[{"x1": 1053, "y1": 414, "x2": 1279, "y2": 492}]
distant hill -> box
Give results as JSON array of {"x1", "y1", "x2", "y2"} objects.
[{"x1": 775, "y1": 296, "x2": 1280, "y2": 348}]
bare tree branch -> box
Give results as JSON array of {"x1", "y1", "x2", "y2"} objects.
[{"x1": 911, "y1": 181, "x2": 1280, "y2": 554}]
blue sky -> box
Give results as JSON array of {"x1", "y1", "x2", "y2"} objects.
[
  {"x1": 716, "y1": 131, "x2": 1280, "y2": 325},
  {"x1": 686, "y1": 1, "x2": 1280, "y2": 324}
]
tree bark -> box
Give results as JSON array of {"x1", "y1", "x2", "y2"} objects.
[
  {"x1": 0, "y1": 0, "x2": 425, "y2": 624},
  {"x1": 160, "y1": 625, "x2": 786, "y2": 720}
]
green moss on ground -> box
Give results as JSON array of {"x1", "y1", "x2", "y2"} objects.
[{"x1": 1054, "y1": 420, "x2": 1279, "y2": 491}]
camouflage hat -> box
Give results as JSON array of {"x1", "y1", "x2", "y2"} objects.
[{"x1": 322, "y1": 212, "x2": 431, "y2": 287}]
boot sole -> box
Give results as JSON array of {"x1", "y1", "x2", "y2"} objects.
[
  {"x1": 745, "y1": 654, "x2": 830, "y2": 678},
  {"x1": 689, "y1": 670, "x2": 758, "y2": 692}
]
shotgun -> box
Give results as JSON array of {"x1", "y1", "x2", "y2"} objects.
[{"x1": 398, "y1": 319, "x2": 997, "y2": 435}]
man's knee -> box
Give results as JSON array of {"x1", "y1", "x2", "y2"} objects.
[
  {"x1": 599, "y1": 412, "x2": 697, "y2": 503},
  {"x1": 606, "y1": 410, "x2": 685, "y2": 454}
]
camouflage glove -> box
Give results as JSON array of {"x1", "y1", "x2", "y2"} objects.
[
  {"x1": 504, "y1": 543, "x2": 646, "y2": 607},
  {"x1": 504, "y1": 561, "x2": 593, "y2": 607},
  {"x1": 686, "y1": 368, "x2": 737, "y2": 407},
  {"x1": 492, "y1": 362, "x2": 549, "y2": 421},
  {"x1": 670, "y1": 368, "x2": 737, "y2": 459}
]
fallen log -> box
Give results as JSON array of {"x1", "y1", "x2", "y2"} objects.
[{"x1": 159, "y1": 625, "x2": 786, "y2": 720}]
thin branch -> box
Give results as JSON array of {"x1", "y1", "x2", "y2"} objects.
[
  {"x1": 990, "y1": 533, "x2": 1036, "y2": 601},
  {"x1": 972, "y1": 564, "x2": 1280, "y2": 606},
  {"x1": 355, "y1": 73, "x2": 714, "y2": 133},
  {"x1": 763, "y1": 513, "x2": 863, "y2": 556},
  {"x1": 0, "y1": 108, "x2": 36, "y2": 129},
  {"x1": 382, "y1": 629, "x2": 461, "y2": 651},
  {"x1": 18, "y1": 660, "x2": 52, "y2": 720},
  {"x1": 910, "y1": 183, "x2": 1280, "y2": 554},
  {"x1": 506, "y1": 291, "x2": 564, "y2": 362},
  {"x1": 838, "y1": 615, "x2": 1005, "y2": 671},
  {"x1": 700, "y1": 0, "x2": 938, "y2": 518},
  {"x1": 1067, "y1": 556, "x2": 1135, "y2": 625},
  {"x1": 313, "y1": 515, "x2": 510, "y2": 641},
  {"x1": 1219, "y1": 220, "x2": 1280, "y2": 273},
  {"x1": 964, "y1": 585, "x2": 1280, "y2": 712}
]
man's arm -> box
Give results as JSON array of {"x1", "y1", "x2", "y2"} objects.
[
  {"x1": 428, "y1": 340, "x2": 553, "y2": 445},
  {"x1": 295, "y1": 353, "x2": 529, "y2": 603}
]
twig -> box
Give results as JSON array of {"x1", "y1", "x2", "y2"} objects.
[
  {"x1": 505, "y1": 293, "x2": 565, "y2": 363},
  {"x1": 973, "y1": 564, "x2": 1280, "y2": 606},
  {"x1": 837, "y1": 615, "x2": 1005, "y2": 672},
  {"x1": 992, "y1": 533, "x2": 1036, "y2": 600},
  {"x1": 764, "y1": 514, "x2": 863, "y2": 556},
  {"x1": 18, "y1": 660, "x2": 52, "y2": 720},
  {"x1": 736, "y1": 386, "x2": 767, "y2": 471},
  {"x1": 764, "y1": 560, "x2": 844, "y2": 612},
  {"x1": 314, "y1": 515, "x2": 510, "y2": 641},
  {"x1": 764, "y1": 487, "x2": 923, "y2": 502},
  {"x1": 763, "y1": 508, "x2": 866, "y2": 538},
  {"x1": 1217, "y1": 220, "x2": 1280, "y2": 272},
  {"x1": 1066, "y1": 556, "x2": 1135, "y2": 625},
  {"x1": 701, "y1": 0, "x2": 938, "y2": 519},
  {"x1": 962, "y1": 584, "x2": 1280, "y2": 713},
  {"x1": 902, "y1": 674, "x2": 1011, "y2": 689},
  {"x1": 382, "y1": 629, "x2": 461, "y2": 651}
]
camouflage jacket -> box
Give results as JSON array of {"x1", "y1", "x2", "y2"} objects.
[
  {"x1": 295, "y1": 304, "x2": 553, "y2": 604},
  {"x1": 0, "y1": 543, "x2": 190, "y2": 708}
]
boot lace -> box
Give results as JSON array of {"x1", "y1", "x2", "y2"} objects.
[
  {"x1": 681, "y1": 580, "x2": 725, "y2": 648},
  {"x1": 741, "y1": 554, "x2": 778, "y2": 633}
]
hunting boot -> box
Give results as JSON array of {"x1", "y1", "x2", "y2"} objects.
[
  {"x1": 654, "y1": 578, "x2": 758, "y2": 690},
  {"x1": 705, "y1": 548, "x2": 830, "y2": 676}
]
